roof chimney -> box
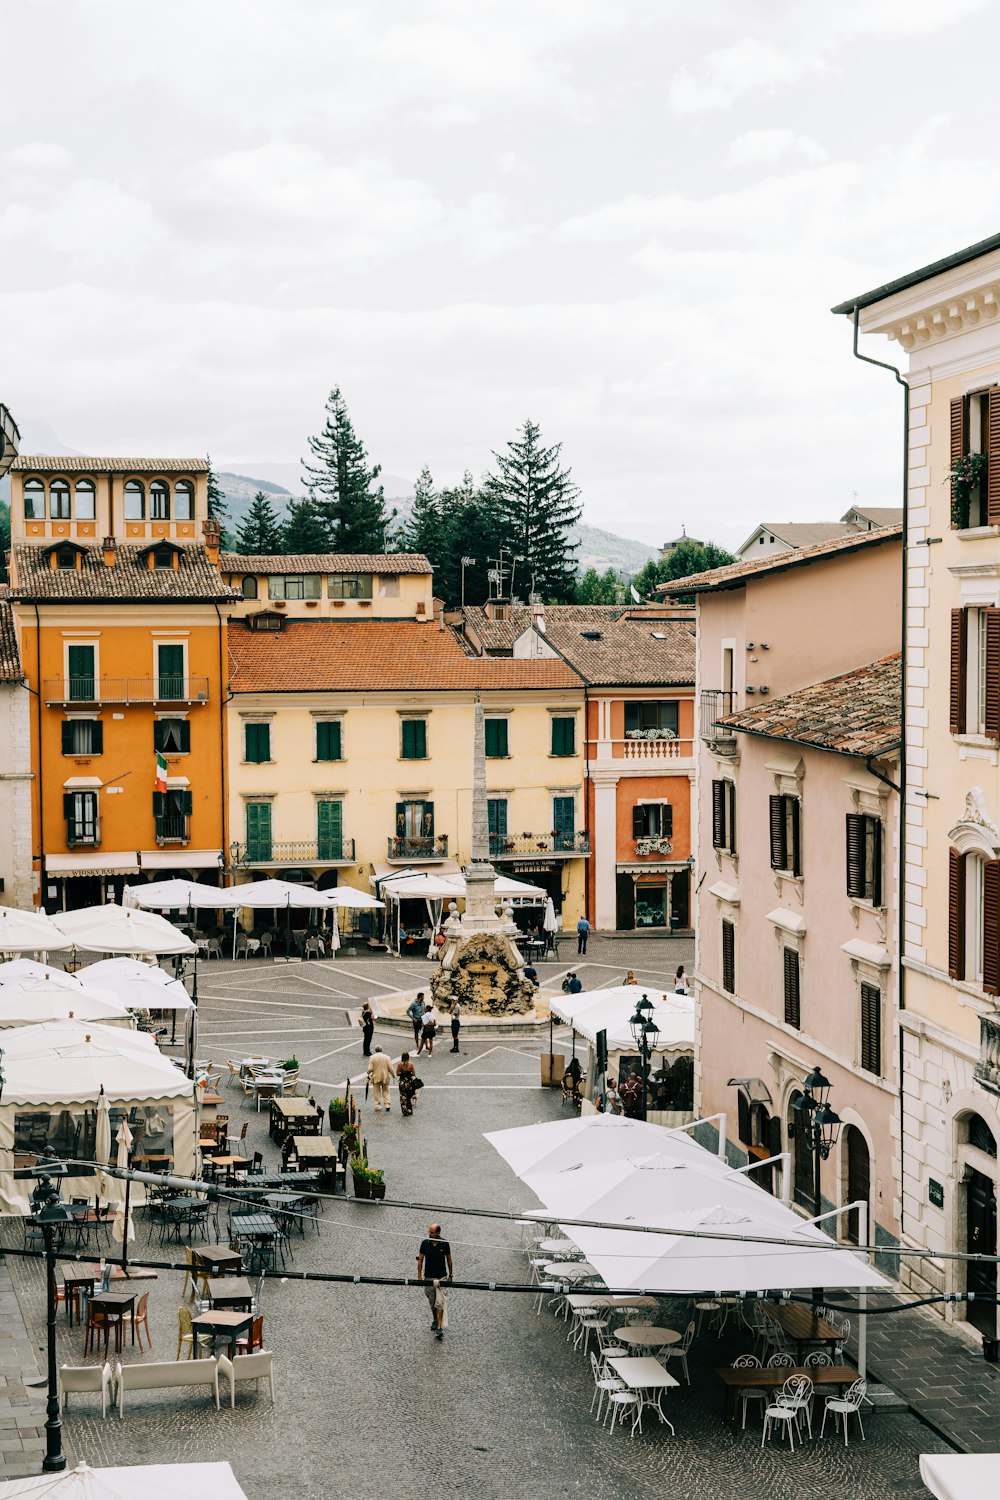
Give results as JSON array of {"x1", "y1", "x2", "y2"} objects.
[
  {"x1": 203, "y1": 517, "x2": 221, "y2": 566},
  {"x1": 101, "y1": 536, "x2": 117, "y2": 568},
  {"x1": 530, "y1": 595, "x2": 546, "y2": 633}
]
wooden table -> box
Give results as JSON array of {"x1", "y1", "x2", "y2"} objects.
[
  {"x1": 207, "y1": 1276, "x2": 253, "y2": 1311},
  {"x1": 191, "y1": 1243, "x2": 243, "y2": 1276},
  {"x1": 201, "y1": 1092, "x2": 224, "y2": 1108},
  {"x1": 607, "y1": 1356, "x2": 678, "y2": 1432},
  {"x1": 763, "y1": 1304, "x2": 843, "y2": 1358},
  {"x1": 87, "y1": 1290, "x2": 137, "y2": 1353},
  {"x1": 716, "y1": 1364, "x2": 860, "y2": 1429},
  {"x1": 191, "y1": 1308, "x2": 254, "y2": 1359},
  {"x1": 269, "y1": 1098, "x2": 322, "y2": 1143},
  {"x1": 212, "y1": 1156, "x2": 250, "y2": 1183},
  {"x1": 291, "y1": 1134, "x2": 337, "y2": 1166}
]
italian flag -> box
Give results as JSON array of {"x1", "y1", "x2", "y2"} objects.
[{"x1": 155, "y1": 752, "x2": 168, "y2": 792}]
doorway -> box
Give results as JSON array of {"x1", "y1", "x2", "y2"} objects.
[
  {"x1": 844, "y1": 1125, "x2": 870, "y2": 1245},
  {"x1": 789, "y1": 1091, "x2": 815, "y2": 1211},
  {"x1": 964, "y1": 1113, "x2": 998, "y2": 1337}
]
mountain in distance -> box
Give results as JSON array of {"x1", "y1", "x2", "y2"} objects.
[{"x1": 217, "y1": 469, "x2": 658, "y2": 577}]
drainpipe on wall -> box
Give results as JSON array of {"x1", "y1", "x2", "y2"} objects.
[
  {"x1": 214, "y1": 603, "x2": 227, "y2": 876},
  {"x1": 850, "y1": 305, "x2": 910, "y2": 1240},
  {"x1": 583, "y1": 684, "x2": 591, "y2": 925},
  {"x1": 32, "y1": 604, "x2": 45, "y2": 905}
]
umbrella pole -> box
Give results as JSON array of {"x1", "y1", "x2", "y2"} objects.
[
  {"x1": 285, "y1": 902, "x2": 291, "y2": 961},
  {"x1": 122, "y1": 1157, "x2": 132, "y2": 1274}
]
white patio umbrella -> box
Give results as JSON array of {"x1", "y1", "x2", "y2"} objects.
[
  {"x1": 0, "y1": 959, "x2": 86, "y2": 989},
  {"x1": 920, "y1": 1454, "x2": 1000, "y2": 1500},
  {"x1": 125, "y1": 879, "x2": 232, "y2": 911},
  {"x1": 52, "y1": 904, "x2": 196, "y2": 956},
  {"x1": 329, "y1": 911, "x2": 341, "y2": 954},
  {"x1": 0, "y1": 1458, "x2": 250, "y2": 1498},
  {"x1": 228, "y1": 878, "x2": 337, "y2": 958},
  {"x1": 485, "y1": 1114, "x2": 724, "y2": 1179},
  {"x1": 0, "y1": 980, "x2": 132, "y2": 1030},
  {"x1": 80, "y1": 957, "x2": 173, "y2": 986},
  {"x1": 110, "y1": 1120, "x2": 135, "y2": 1244},
  {"x1": 543, "y1": 896, "x2": 559, "y2": 933},
  {"x1": 76, "y1": 960, "x2": 194, "y2": 1012},
  {"x1": 0, "y1": 905, "x2": 71, "y2": 954},
  {"x1": 324, "y1": 887, "x2": 384, "y2": 909},
  {"x1": 521, "y1": 1152, "x2": 776, "y2": 1224},
  {"x1": 94, "y1": 1088, "x2": 112, "y2": 1170}
]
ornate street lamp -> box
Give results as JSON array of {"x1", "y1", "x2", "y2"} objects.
[
  {"x1": 26, "y1": 1163, "x2": 74, "y2": 1471},
  {"x1": 627, "y1": 995, "x2": 658, "y2": 1118},
  {"x1": 792, "y1": 1066, "x2": 842, "y2": 1305}
]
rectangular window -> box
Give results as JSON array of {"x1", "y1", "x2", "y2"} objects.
[
  {"x1": 846, "y1": 813, "x2": 883, "y2": 905},
  {"x1": 153, "y1": 787, "x2": 192, "y2": 842},
  {"x1": 712, "y1": 779, "x2": 737, "y2": 854},
  {"x1": 952, "y1": 606, "x2": 1000, "y2": 738},
  {"x1": 315, "y1": 720, "x2": 342, "y2": 761},
  {"x1": 553, "y1": 796, "x2": 576, "y2": 849},
  {"x1": 61, "y1": 720, "x2": 103, "y2": 756},
  {"x1": 721, "y1": 919, "x2": 736, "y2": 994},
  {"x1": 950, "y1": 389, "x2": 1000, "y2": 529},
  {"x1": 769, "y1": 794, "x2": 801, "y2": 876},
  {"x1": 860, "y1": 983, "x2": 882, "y2": 1075},
  {"x1": 783, "y1": 947, "x2": 801, "y2": 1028},
  {"x1": 328, "y1": 573, "x2": 373, "y2": 599},
  {"x1": 268, "y1": 575, "x2": 322, "y2": 600},
  {"x1": 156, "y1": 644, "x2": 185, "y2": 702},
  {"x1": 67, "y1": 644, "x2": 95, "y2": 702},
  {"x1": 245, "y1": 802, "x2": 272, "y2": 862},
  {"x1": 401, "y1": 719, "x2": 427, "y2": 759},
  {"x1": 244, "y1": 722, "x2": 271, "y2": 763},
  {"x1": 153, "y1": 718, "x2": 190, "y2": 755},
  {"x1": 632, "y1": 803, "x2": 673, "y2": 837},
  {"x1": 551, "y1": 716, "x2": 575, "y2": 756},
  {"x1": 317, "y1": 799, "x2": 343, "y2": 861},
  {"x1": 488, "y1": 797, "x2": 508, "y2": 837},
  {"x1": 485, "y1": 718, "x2": 509, "y2": 758},
  {"x1": 624, "y1": 701, "x2": 679, "y2": 737},
  {"x1": 394, "y1": 799, "x2": 435, "y2": 854},
  {"x1": 63, "y1": 791, "x2": 98, "y2": 846}
]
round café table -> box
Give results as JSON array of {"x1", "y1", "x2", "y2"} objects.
[{"x1": 615, "y1": 1325, "x2": 681, "y2": 1352}]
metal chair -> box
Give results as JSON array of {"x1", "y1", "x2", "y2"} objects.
[
  {"x1": 732, "y1": 1353, "x2": 768, "y2": 1430},
  {"x1": 589, "y1": 1351, "x2": 625, "y2": 1422},
  {"x1": 660, "y1": 1320, "x2": 695, "y2": 1384},
  {"x1": 820, "y1": 1378, "x2": 867, "y2": 1445},
  {"x1": 762, "y1": 1376, "x2": 812, "y2": 1450}
]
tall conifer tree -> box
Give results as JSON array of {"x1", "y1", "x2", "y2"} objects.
[
  {"x1": 483, "y1": 420, "x2": 581, "y2": 601},
  {"x1": 281, "y1": 498, "x2": 332, "y2": 554},
  {"x1": 302, "y1": 387, "x2": 392, "y2": 552},
  {"x1": 235, "y1": 491, "x2": 283, "y2": 554}
]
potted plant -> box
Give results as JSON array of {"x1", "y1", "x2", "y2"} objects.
[
  {"x1": 948, "y1": 451, "x2": 989, "y2": 529},
  {"x1": 278, "y1": 1056, "x2": 299, "y2": 1072},
  {"x1": 342, "y1": 1122, "x2": 360, "y2": 1154},
  {"x1": 328, "y1": 1096, "x2": 349, "y2": 1131},
  {"x1": 368, "y1": 1166, "x2": 386, "y2": 1201},
  {"x1": 351, "y1": 1155, "x2": 385, "y2": 1199}
]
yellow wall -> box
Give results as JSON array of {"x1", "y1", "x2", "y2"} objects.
[
  {"x1": 224, "y1": 568, "x2": 435, "y2": 621},
  {"x1": 10, "y1": 469, "x2": 207, "y2": 548}
]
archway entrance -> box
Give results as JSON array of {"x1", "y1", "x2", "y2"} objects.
[
  {"x1": 789, "y1": 1091, "x2": 814, "y2": 1211},
  {"x1": 844, "y1": 1125, "x2": 870, "y2": 1245},
  {"x1": 964, "y1": 1114, "x2": 998, "y2": 1338}
]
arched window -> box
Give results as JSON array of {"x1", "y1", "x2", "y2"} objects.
[
  {"x1": 242, "y1": 576, "x2": 258, "y2": 599},
  {"x1": 174, "y1": 480, "x2": 194, "y2": 520},
  {"x1": 49, "y1": 478, "x2": 70, "y2": 519},
  {"x1": 965, "y1": 1112, "x2": 998, "y2": 1157},
  {"x1": 23, "y1": 477, "x2": 44, "y2": 519},
  {"x1": 150, "y1": 480, "x2": 170, "y2": 520},
  {"x1": 74, "y1": 479, "x2": 96, "y2": 519},
  {"x1": 124, "y1": 480, "x2": 145, "y2": 519}
]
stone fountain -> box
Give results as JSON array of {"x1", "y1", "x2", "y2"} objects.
[{"x1": 429, "y1": 697, "x2": 536, "y2": 1016}]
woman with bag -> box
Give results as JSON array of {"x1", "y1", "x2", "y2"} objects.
[
  {"x1": 359, "y1": 1001, "x2": 375, "y2": 1057},
  {"x1": 417, "y1": 1003, "x2": 438, "y2": 1056},
  {"x1": 396, "y1": 1052, "x2": 422, "y2": 1116}
]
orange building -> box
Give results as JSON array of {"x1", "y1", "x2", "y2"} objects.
[{"x1": 6, "y1": 457, "x2": 238, "y2": 908}]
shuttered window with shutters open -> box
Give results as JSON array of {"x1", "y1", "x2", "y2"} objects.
[
  {"x1": 721, "y1": 919, "x2": 735, "y2": 994},
  {"x1": 783, "y1": 947, "x2": 801, "y2": 1028},
  {"x1": 712, "y1": 779, "x2": 737, "y2": 852},
  {"x1": 984, "y1": 859, "x2": 1000, "y2": 997},
  {"x1": 950, "y1": 389, "x2": 1000, "y2": 529},
  {"x1": 846, "y1": 813, "x2": 883, "y2": 905},
  {"x1": 860, "y1": 983, "x2": 882, "y2": 1075},
  {"x1": 951, "y1": 609, "x2": 968, "y2": 734},
  {"x1": 949, "y1": 846, "x2": 966, "y2": 980},
  {"x1": 769, "y1": 794, "x2": 801, "y2": 875}
]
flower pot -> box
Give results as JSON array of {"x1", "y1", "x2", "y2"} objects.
[
  {"x1": 352, "y1": 1174, "x2": 371, "y2": 1200},
  {"x1": 329, "y1": 1108, "x2": 348, "y2": 1131},
  {"x1": 370, "y1": 1182, "x2": 386, "y2": 1201}
]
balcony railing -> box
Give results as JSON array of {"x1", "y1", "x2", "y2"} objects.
[
  {"x1": 66, "y1": 824, "x2": 100, "y2": 849},
  {"x1": 387, "y1": 835, "x2": 449, "y2": 861},
  {"x1": 235, "y1": 839, "x2": 356, "y2": 867},
  {"x1": 490, "y1": 832, "x2": 591, "y2": 859},
  {"x1": 621, "y1": 735, "x2": 694, "y2": 762},
  {"x1": 699, "y1": 689, "x2": 738, "y2": 747},
  {"x1": 44, "y1": 676, "x2": 211, "y2": 706},
  {"x1": 975, "y1": 1017, "x2": 1000, "y2": 1095},
  {"x1": 155, "y1": 817, "x2": 190, "y2": 846}
]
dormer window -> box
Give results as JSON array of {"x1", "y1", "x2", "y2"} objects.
[
  {"x1": 247, "y1": 611, "x2": 284, "y2": 632},
  {"x1": 124, "y1": 480, "x2": 145, "y2": 519},
  {"x1": 56, "y1": 546, "x2": 78, "y2": 570},
  {"x1": 153, "y1": 545, "x2": 176, "y2": 569},
  {"x1": 150, "y1": 481, "x2": 170, "y2": 520}
]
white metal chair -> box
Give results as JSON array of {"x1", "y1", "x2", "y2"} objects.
[
  {"x1": 732, "y1": 1353, "x2": 768, "y2": 1430},
  {"x1": 595, "y1": 1323, "x2": 627, "y2": 1361},
  {"x1": 573, "y1": 1311, "x2": 608, "y2": 1357},
  {"x1": 660, "y1": 1320, "x2": 695, "y2": 1384},
  {"x1": 589, "y1": 1351, "x2": 625, "y2": 1422},
  {"x1": 762, "y1": 1376, "x2": 812, "y2": 1450},
  {"x1": 603, "y1": 1384, "x2": 642, "y2": 1436},
  {"x1": 820, "y1": 1378, "x2": 867, "y2": 1445}
]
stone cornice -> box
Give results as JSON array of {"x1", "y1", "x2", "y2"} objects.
[{"x1": 858, "y1": 249, "x2": 1000, "y2": 351}]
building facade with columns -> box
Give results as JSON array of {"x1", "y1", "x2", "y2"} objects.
[{"x1": 837, "y1": 233, "x2": 1000, "y2": 1335}]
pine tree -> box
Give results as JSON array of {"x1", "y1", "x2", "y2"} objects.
[
  {"x1": 402, "y1": 465, "x2": 443, "y2": 558},
  {"x1": 235, "y1": 491, "x2": 283, "y2": 555},
  {"x1": 302, "y1": 386, "x2": 393, "y2": 552},
  {"x1": 281, "y1": 498, "x2": 332, "y2": 554},
  {"x1": 205, "y1": 456, "x2": 232, "y2": 547},
  {"x1": 483, "y1": 420, "x2": 581, "y2": 601}
]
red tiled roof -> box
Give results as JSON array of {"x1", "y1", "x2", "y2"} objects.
[
  {"x1": 8, "y1": 544, "x2": 240, "y2": 603},
  {"x1": 11, "y1": 456, "x2": 208, "y2": 473},
  {"x1": 538, "y1": 615, "x2": 695, "y2": 686},
  {"x1": 660, "y1": 524, "x2": 902, "y2": 596},
  {"x1": 0, "y1": 601, "x2": 22, "y2": 681},
  {"x1": 220, "y1": 552, "x2": 431, "y2": 574},
  {"x1": 721, "y1": 654, "x2": 901, "y2": 758},
  {"x1": 228, "y1": 619, "x2": 582, "y2": 693}
]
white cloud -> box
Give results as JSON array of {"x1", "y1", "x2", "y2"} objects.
[
  {"x1": 5, "y1": 142, "x2": 73, "y2": 172},
  {"x1": 725, "y1": 129, "x2": 827, "y2": 169},
  {"x1": 668, "y1": 39, "x2": 824, "y2": 116}
]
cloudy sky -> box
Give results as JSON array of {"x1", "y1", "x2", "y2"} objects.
[{"x1": 2, "y1": 0, "x2": 998, "y2": 548}]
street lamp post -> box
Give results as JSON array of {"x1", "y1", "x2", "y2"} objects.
[
  {"x1": 791, "y1": 1066, "x2": 842, "y2": 1305},
  {"x1": 28, "y1": 1167, "x2": 74, "y2": 1473},
  {"x1": 628, "y1": 995, "x2": 660, "y2": 1119}
]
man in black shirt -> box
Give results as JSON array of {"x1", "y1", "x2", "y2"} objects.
[{"x1": 417, "y1": 1222, "x2": 453, "y2": 1340}]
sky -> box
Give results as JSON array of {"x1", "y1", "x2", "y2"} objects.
[{"x1": 2, "y1": 0, "x2": 999, "y2": 549}]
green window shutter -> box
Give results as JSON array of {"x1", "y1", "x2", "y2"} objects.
[
  {"x1": 485, "y1": 719, "x2": 508, "y2": 757},
  {"x1": 152, "y1": 791, "x2": 165, "y2": 818},
  {"x1": 488, "y1": 798, "x2": 508, "y2": 836},
  {"x1": 316, "y1": 721, "x2": 341, "y2": 761},
  {"x1": 395, "y1": 801, "x2": 406, "y2": 837},
  {"x1": 181, "y1": 790, "x2": 193, "y2": 816},
  {"x1": 245, "y1": 723, "x2": 270, "y2": 763},
  {"x1": 63, "y1": 792, "x2": 75, "y2": 820},
  {"x1": 553, "y1": 797, "x2": 575, "y2": 846},
  {"x1": 156, "y1": 644, "x2": 185, "y2": 701},
  {"x1": 153, "y1": 720, "x2": 165, "y2": 753},
  {"x1": 422, "y1": 802, "x2": 435, "y2": 837},
  {"x1": 317, "y1": 800, "x2": 343, "y2": 860},
  {"x1": 67, "y1": 645, "x2": 95, "y2": 701},
  {"x1": 551, "y1": 717, "x2": 575, "y2": 756},
  {"x1": 61, "y1": 722, "x2": 73, "y2": 754},
  {"x1": 402, "y1": 720, "x2": 426, "y2": 759},
  {"x1": 246, "y1": 802, "x2": 272, "y2": 861}
]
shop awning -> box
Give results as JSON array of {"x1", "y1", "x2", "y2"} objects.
[
  {"x1": 141, "y1": 850, "x2": 223, "y2": 870},
  {"x1": 47, "y1": 853, "x2": 141, "y2": 876}
]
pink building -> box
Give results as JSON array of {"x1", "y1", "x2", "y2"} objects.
[{"x1": 665, "y1": 527, "x2": 903, "y2": 1248}]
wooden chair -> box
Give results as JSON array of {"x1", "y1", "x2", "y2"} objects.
[
  {"x1": 84, "y1": 1303, "x2": 124, "y2": 1359},
  {"x1": 226, "y1": 1061, "x2": 241, "y2": 1090},
  {"x1": 235, "y1": 1122, "x2": 249, "y2": 1157},
  {"x1": 235, "y1": 1314, "x2": 264, "y2": 1355},
  {"x1": 176, "y1": 1304, "x2": 213, "y2": 1360}
]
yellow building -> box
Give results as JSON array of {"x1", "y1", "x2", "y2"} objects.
[
  {"x1": 220, "y1": 551, "x2": 435, "y2": 621},
  {"x1": 6, "y1": 456, "x2": 237, "y2": 907},
  {"x1": 226, "y1": 605, "x2": 588, "y2": 928},
  {"x1": 839, "y1": 234, "x2": 1000, "y2": 1334}
]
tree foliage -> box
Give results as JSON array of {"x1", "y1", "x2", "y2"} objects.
[
  {"x1": 575, "y1": 566, "x2": 625, "y2": 604},
  {"x1": 483, "y1": 420, "x2": 581, "y2": 602},
  {"x1": 205, "y1": 455, "x2": 233, "y2": 548},
  {"x1": 235, "y1": 491, "x2": 283, "y2": 554},
  {"x1": 281, "y1": 497, "x2": 332, "y2": 554},
  {"x1": 632, "y1": 538, "x2": 736, "y2": 600},
  {"x1": 302, "y1": 387, "x2": 393, "y2": 552}
]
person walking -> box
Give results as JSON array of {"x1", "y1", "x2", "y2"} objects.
[
  {"x1": 417, "y1": 1002, "x2": 438, "y2": 1056},
  {"x1": 359, "y1": 1001, "x2": 375, "y2": 1057},
  {"x1": 674, "y1": 964, "x2": 688, "y2": 995},
  {"x1": 396, "y1": 1052, "x2": 419, "y2": 1116},
  {"x1": 417, "y1": 1222, "x2": 453, "y2": 1340},
  {"x1": 449, "y1": 999, "x2": 462, "y2": 1054},
  {"x1": 576, "y1": 916, "x2": 591, "y2": 955},
  {"x1": 367, "y1": 1046, "x2": 394, "y2": 1112},
  {"x1": 405, "y1": 992, "x2": 426, "y2": 1047}
]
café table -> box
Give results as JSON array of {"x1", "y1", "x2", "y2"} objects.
[
  {"x1": 87, "y1": 1291, "x2": 137, "y2": 1353},
  {"x1": 230, "y1": 1213, "x2": 279, "y2": 1270},
  {"x1": 715, "y1": 1363, "x2": 860, "y2": 1430},
  {"x1": 565, "y1": 1294, "x2": 658, "y2": 1315},
  {"x1": 763, "y1": 1304, "x2": 844, "y2": 1359},
  {"x1": 206, "y1": 1276, "x2": 253, "y2": 1311},
  {"x1": 200, "y1": 1091, "x2": 224, "y2": 1109},
  {"x1": 291, "y1": 1135, "x2": 339, "y2": 1181},
  {"x1": 615, "y1": 1326, "x2": 680, "y2": 1353},
  {"x1": 212, "y1": 1155, "x2": 250, "y2": 1184},
  {"x1": 160, "y1": 1196, "x2": 209, "y2": 1242},
  {"x1": 607, "y1": 1356, "x2": 678, "y2": 1433},
  {"x1": 269, "y1": 1097, "x2": 322, "y2": 1144},
  {"x1": 537, "y1": 1238, "x2": 579, "y2": 1258},
  {"x1": 251, "y1": 1076, "x2": 284, "y2": 1111},
  {"x1": 191, "y1": 1243, "x2": 243, "y2": 1277},
  {"x1": 541, "y1": 1261, "x2": 599, "y2": 1284},
  {"x1": 191, "y1": 1309, "x2": 255, "y2": 1359}
]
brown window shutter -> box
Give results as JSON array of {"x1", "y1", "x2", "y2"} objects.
[
  {"x1": 769, "y1": 795, "x2": 786, "y2": 870},
  {"x1": 737, "y1": 1090, "x2": 751, "y2": 1146},
  {"x1": 949, "y1": 846, "x2": 966, "y2": 980},
  {"x1": 712, "y1": 781, "x2": 725, "y2": 848},
  {"x1": 860, "y1": 983, "x2": 882, "y2": 1074},
  {"x1": 789, "y1": 798, "x2": 802, "y2": 876},
  {"x1": 984, "y1": 859, "x2": 1000, "y2": 996},
  {"x1": 871, "y1": 817, "x2": 883, "y2": 908},
  {"x1": 988, "y1": 389, "x2": 1000, "y2": 525},
  {"x1": 951, "y1": 395, "x2": 967, "y2": 467},
  {"x1": 950, "y1": 609, "x2": 968, "y2": 735},
  {"x1": 783, "y1": 947, "x2": 801, "y2": 1028},
  {"x1": 727, "y1": 781, "x2": 737, "y2": 855},
  {"x1": 846, "y1": 814, "x2": 864, "y2": 899},
  {"x1": 721, "y1": 919, "x2": 735, "y2": 993},
  {"x1": 985, "y1": 609, "x2": 1000, "y2": 739}
]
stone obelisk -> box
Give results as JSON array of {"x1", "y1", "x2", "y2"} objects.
[{"x1": 460, "y1": 694, "x2": 507, "y2": 933}]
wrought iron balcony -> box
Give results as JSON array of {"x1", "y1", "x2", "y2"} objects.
[
  {"x1": 387, "y1": 834, "x2": 449, "y2": 861},
  {"x1": 44, "y1": 676, "x2": 210, "y2": 707},
  {"x1": 66, "y1": 824, "x2": 100, "y2": 849},
  {"x1": 155, "y1": 817, "x2": 190, "y2": 846},
  {"x1": 234, "y1": 839, "x2": 355, "y2": 867},
  {"x1": 699, "y1": 689, "x2": 738, "y2": 748},
  {"x1": 490, "y1": 832, "x2": 590, "y2": 859}
]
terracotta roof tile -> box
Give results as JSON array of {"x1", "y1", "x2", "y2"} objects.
[
  {"x1": 220, "y1": 552, "x2": 431, "y2": 574},
  {"x1": 660, "y1": 524, "x2": 902, "y2": 596},
  {"x1": 721, "y1": 654, "x2": 901, "y2": 758},
  {"x1": 229, "y1": 619, "x2": 582, "y2": 693},
  {"x1": 462, "y1": 604, "x2": 627, "y2": 653},
  {"x1": 0, "y1": 601, "x2": 22, "y2": 681},
  {"x1": 8, "y1": 544, "x2": 240, "y2": 603},
  {"x1": 757, "y1": 522, "x2": 859, "y2": 547},
  {"x1": 538, "y1": 615, "x2": 695, "y2": 686},
  {"x1": 11, "y1": 456, "x2": 208, "y2": 473}
]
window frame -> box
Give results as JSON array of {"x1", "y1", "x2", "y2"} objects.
[
  {"x1": 721, "y1": 918, "x2": 736, "y2": 994},
  {"x1": 49, "y1": 478, "x2": 71, "y2": 519},
  {"x1": 623, "y1": 700, "x2": 679, "y2": 738},
  {"x1": 123, "y1": 479, "x2": 145, "y2": 520},
  {"x1": 244, "y1": 721, "x2": 272, "y2": 764},
  {"x1": 400, "y1": 718, "x2": 428, "y2": 760},
  {"x1": 61, "y1": 718, "x2": 103, "y2": 756},
  {"x1": 73, "y1": 479, "x2": 96, "y2": 519},
  {"x1": 712, "y1": 779, "x2": 737, "y2": 853},
  {"x1": 769, "y1": 793, "x2": 802, "y2": 877},
  {"x1": 846, "y1": 812, "x2": 883, "y2": 906},
  {"x1": 153, "y1": 717, "x2": 190, "y2": 755},
  {"x1": 782, "y1": 946, "x2": 801, "y2": 1028},
  {"x1": 551, "y1": 715, "x2": 576, "y2": 757},
  {"x1": 149, "y1": 480, "x2": 171, "y2": 520},
  {"x1": 173, "y1": 479, "x2": 194, "y2": 520},
  {"x1": 315, "y1": 719, "x2": 343, "y2": 762},
  {"x1": 64, "y1": 790, "x2": 99, "y2": 846},
  {"x1": 484, "y1": 717, "x2": 509, "y2": 758},
  {"x1": 23, "y1": 477, "x2": 45, "y2": 519},
  {"x1": 328, "y1": 572, "x2": 373, "y2": 600},
  {"x1": 860, "y1": 982, "x2": 882, "y2": 1075}
]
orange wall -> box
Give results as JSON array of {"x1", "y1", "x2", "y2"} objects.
[
  {"x1": 17, "y1": 610, "x2": 227, "y2": 865},
  {"x1": 614, "y1": 772, "x2": 692, "y2": 861}
]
